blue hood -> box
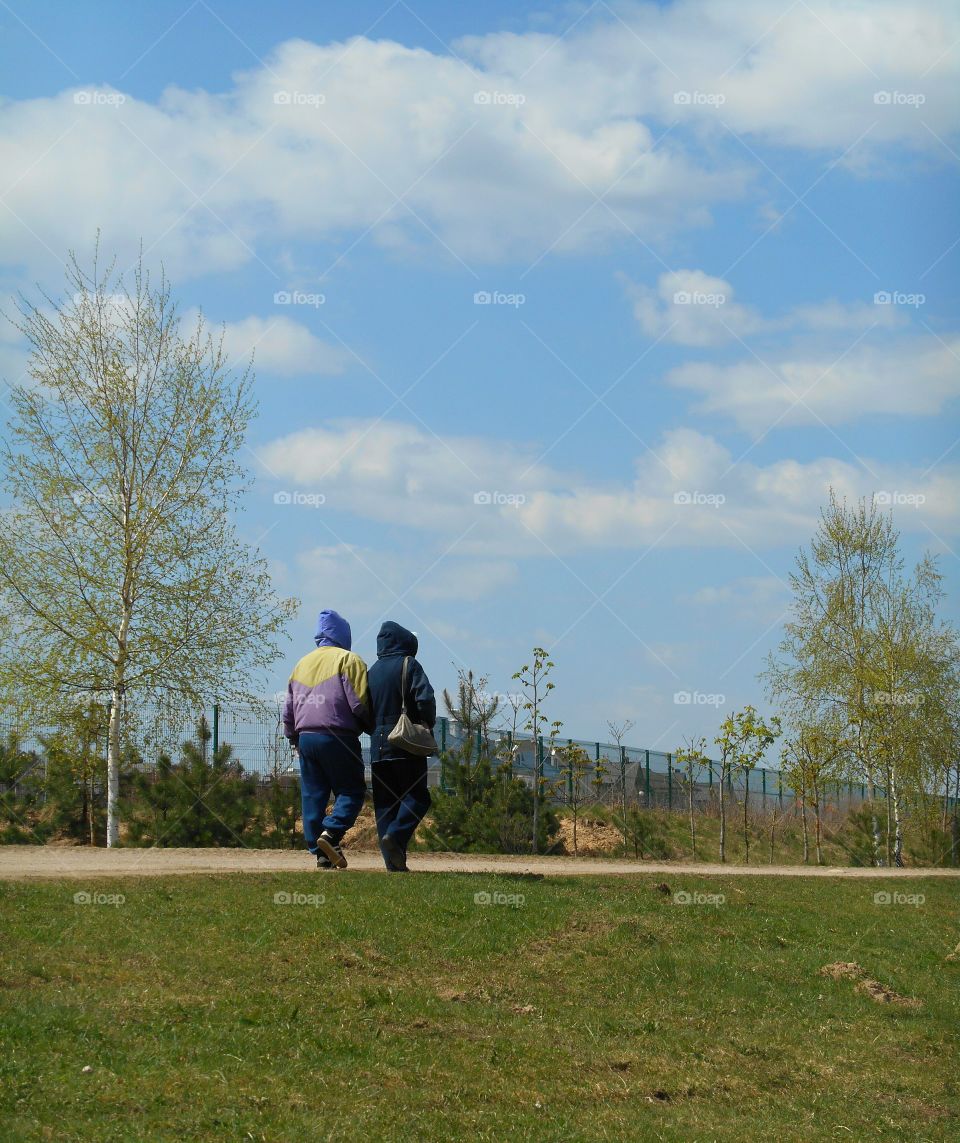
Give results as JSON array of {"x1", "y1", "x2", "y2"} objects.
[
  {"x1": 376, "y1": 620, "x2": 418, "y2": 658},
  {"x1": 314, "y1": 609, "x2": 352, "y2": 650}
]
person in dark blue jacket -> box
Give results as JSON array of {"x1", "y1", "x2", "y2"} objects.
[{"x1": 367, "y1": 621, "x2": 436, "y2": 872}]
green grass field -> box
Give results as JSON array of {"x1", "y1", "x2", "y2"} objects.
[{"x1": 2, "y1": 872, "x2": 958, "y2": 1141}]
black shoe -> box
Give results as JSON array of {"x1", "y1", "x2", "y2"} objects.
[
  {"x1": 381, "y1": 834, "x2": 408, "y2": 873},
  {"x1": 317, "y1": 831, "x2": 348, "y2": 869},
  {"x1": 316, "y1": 853, "x2": 333, "y2": 870}
]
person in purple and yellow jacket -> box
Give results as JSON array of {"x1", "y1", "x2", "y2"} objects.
[{"x1": 283, "y1": 609, "x2": 372, "y2": 869}]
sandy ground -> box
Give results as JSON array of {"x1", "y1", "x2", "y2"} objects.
[{"x1": 1, "y1": 845, "x2": 958, "y2": 880}]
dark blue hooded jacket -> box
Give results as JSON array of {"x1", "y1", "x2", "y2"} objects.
[{"x1": 367, "y1": 621, "x2": 437, "y2": 763}]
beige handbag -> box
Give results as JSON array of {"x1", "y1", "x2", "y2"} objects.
[{"x1": 387, "y1": 657, "x2": 438, "y2": 757}]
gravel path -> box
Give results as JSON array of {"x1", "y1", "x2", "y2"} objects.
[{"x1": 1, "y1": 845, "x2": 957, "y2": 880}]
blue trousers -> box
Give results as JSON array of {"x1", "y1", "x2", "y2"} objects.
[
  {"x1": 297, "y1": 732, "x2": 366, "y2": 852},
  {"x1": 371, "y1": 755, "x2": 431, "y2": 854}
]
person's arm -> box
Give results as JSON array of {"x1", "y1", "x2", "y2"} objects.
[
  {"x1": 282, "y1": 680, "x2": 297, "y2": 741},
  {"x1": 342, "y1": 653, "x2": 374, "y2": 733},
  {"x1": 407, "y1": 658, "x2": 436, "y2": 728}
]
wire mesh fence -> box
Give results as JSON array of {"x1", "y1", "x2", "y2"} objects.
[{"x1": 3, "y1": 697, "x2": 944, "y2": 816}]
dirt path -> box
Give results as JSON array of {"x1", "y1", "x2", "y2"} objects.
[{"x1": 1, "y1": 845, "x2": 957, "y2": 880}]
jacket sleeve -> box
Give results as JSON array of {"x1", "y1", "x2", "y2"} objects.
[
  {"x1": 343, "y1": 653, "x2": 374, "y2": 734},
  {"x1": 282, "y1": 681, "x2": 297, "y2": 739},
  {"x1": 408, "y1": 658, "x2": 436, "y2": 729}
]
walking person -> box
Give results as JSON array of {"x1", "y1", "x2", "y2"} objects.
[
  {"x1": 368, "y1": 621, "x2": 436, "y2": 872},
  {"x1": 283, "y1": 609, "x2": 373, "y2": 869}
]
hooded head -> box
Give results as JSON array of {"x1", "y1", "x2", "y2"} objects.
[
  {"x1": 377, "y1": 620, "x2": 418, "y2": 659},
  {"x1": 314, "y1": 609, "x2": 352, "y2": 650}
]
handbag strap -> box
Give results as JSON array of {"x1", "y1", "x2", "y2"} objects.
[{"x1": 399, "y1": 656, "x2": 410, "y2": 716}]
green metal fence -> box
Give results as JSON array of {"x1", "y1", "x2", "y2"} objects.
[{"x1": 3, "y1": 700, "x2": 955, "y2": 815}]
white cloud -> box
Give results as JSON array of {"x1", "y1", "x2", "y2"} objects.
[
  {"x1": 211, "y1": 314, "x2": 349, "y2": 376},
  {"x1": 258, "y1": 419, "x2": 960, "y2": 554},
  {"x1": 686, "y1": 576, "x2": 789, "y2": 622},
  {"x1": 626, "y1": 269, "x2": 764, "y2": 346},
  {"x1": 668, "y1": 333, "x2": 960, "y2": 430},
  {"x1": 625, "y1": 268, "x2": 904, "y2": 346},
  {"x1": 0, "y1": 2, "x2": 955, "y2": 282},
  {"x1": 463, "y1": 0, "x2": 959, "y2": 151}
]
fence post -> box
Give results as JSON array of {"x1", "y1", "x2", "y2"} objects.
[
  {"x1": 567, "y1": 739, "x2": 574, "y2": 800},
  {"x1": 778, "y1": 768, "x2": 783, "y2": 808},
  {"x1": 667, "y1": 753, "x2": 672, "y2": 811},
  {"x1": 762, "y1": 767, "x2": 766, "y2": 806},
  {"x1": 645, "y1": 750, "x2": 651, "y2": 805},
  {"x1": 212, "y1": 702, "x2": 219, "y2": 757}
]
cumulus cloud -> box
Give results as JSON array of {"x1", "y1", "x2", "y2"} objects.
[
  {"x1": 208, "y1": 314, "x2": 349, "y2": 376},
  {"x1": 0, "y1": 2, "x2": 955, "y2": 281},
  {"x1": 668, "y1": 333, "x2": 960, "y2": 430},
  {"x1": 258, "y1": 419, "x2": 960, "y2": 554},
  {"x1": 625, "y1": 269, "x2": 905, "y2": 346}
]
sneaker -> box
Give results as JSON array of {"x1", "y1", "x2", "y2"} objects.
[
  {"x1": 381, "y1": 834, "x2": 408, "y2": 873},
  {"x1": 316, "y1": 831, "x2": 348, "y2": 869},
  {"x1": 316, "y1": 853, "x2": 333, "y2": 870}
]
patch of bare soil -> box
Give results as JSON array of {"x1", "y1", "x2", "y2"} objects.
[
  {"x1": 556, "y1": 816, "x2": 625, "y2": 856},
  {"x1": 819, "y1": 961, "x2": 922, "y2": 1008}
]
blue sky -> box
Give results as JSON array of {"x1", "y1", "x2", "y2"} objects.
[{"x1": 0, "y1": 0, "x2": 957, "y2": 749}]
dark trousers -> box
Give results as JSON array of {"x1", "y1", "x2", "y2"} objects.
[
  {"x1": 371, "y1": 755, "x2": 431, "y2": 853},
  {"x1": 297, "y1": 732, "x2": 366, "y2": 852}
]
